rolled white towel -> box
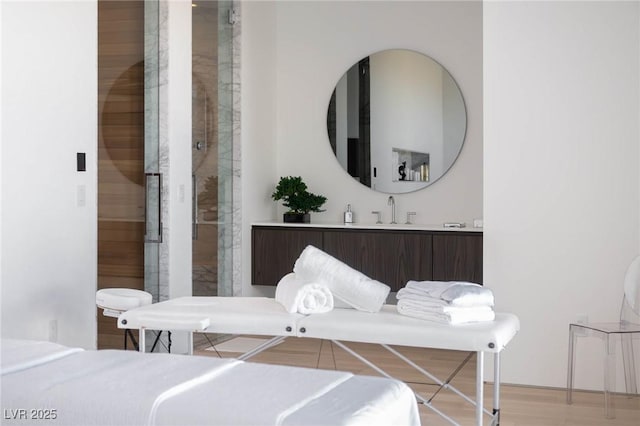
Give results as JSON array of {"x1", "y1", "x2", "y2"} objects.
[
  {"x1": 404, "y1": 280, "x2": 494, "y2": 307},
  {"x1": 331, "y1": 297, "x2": 354, "y2": 309},
  {"x1": 293, "y1": 245, "x2": 390, "y2": 313},
  {"x1": 396, "y1": 299, "x2": 495, "y2": 324},
  {"x1": 275, "y1": 273, "x2": 334, "y2": 314}
]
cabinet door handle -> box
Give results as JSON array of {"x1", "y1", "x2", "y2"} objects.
[{"x1": 144, "y1": 173, "x2": 163, "y2": 243}]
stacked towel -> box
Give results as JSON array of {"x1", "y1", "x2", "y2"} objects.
[
  {"x1": 275, "y1": 273, "x2": 334, "y2": 314},
  {"x1": 396, "y1": 280, "x2": 495, "y2": 324},
  {"x1": 293, "y1": 245, "x2": 390, "y2": 313},
  {"x1": 399, "y1": 280, "x2": 494, "y2": 307}
]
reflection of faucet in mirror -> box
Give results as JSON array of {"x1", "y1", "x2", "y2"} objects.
[{"x1": 388, "y1": 196, "x2": 396, "y2": 224}]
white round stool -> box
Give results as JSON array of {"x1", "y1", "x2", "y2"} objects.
[{"x1": 96, "y1": 288, "x2": 152, "y2": 351}]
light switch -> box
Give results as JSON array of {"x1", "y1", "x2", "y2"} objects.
[
  {"x1": 77, "y1": 153, "x2": 86, "y2": 172},
  {"x1": 77, "y1": 185, "x2": 86, "y2": 207}
]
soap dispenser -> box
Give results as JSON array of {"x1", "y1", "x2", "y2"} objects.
[{"x1": 344, "y1": 204, "x2": 354, "y2": 224}]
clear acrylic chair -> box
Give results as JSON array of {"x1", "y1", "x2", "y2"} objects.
[{"x1": 566, "y1": 255, "x2": 640, "y2": 418}]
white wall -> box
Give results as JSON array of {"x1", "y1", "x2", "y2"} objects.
[
  {"x1": 1, "y1": 1, "x2": 98, "y2": 349},
  {"x1": 240, "y1": 0, "x2": 279, "y2": 297},
  {"x1": 484, "y1": 1, "x2": 640, "y2": 391},
  {"x1": 241, "y1": 0, "x2": 483, "y2": 296},
  {"x1": 166, "y1": 0, "x2": 192, "y2": 301},
  {"x1": 164, "y1": 0, "x2": 194, "y2": 353},
  {"x1": 0, "y1": 0, "x2": 3, "y2": 313}
]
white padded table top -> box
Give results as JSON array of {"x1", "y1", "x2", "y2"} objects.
[
  {"x1": 119, "y1": 297, "x2": 302, "y2": 337},
  {"x1": 119, "y1": 297, "x2": 519, "y2": 353},
  {"x1": 96, "y1": 288, "x2": 152, "y2": 311},
  {"x1": 298, "y1": 305, "x2": 519, "y2": 353}
]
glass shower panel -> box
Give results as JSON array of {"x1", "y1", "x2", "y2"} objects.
[
  {"x1": 192, "y1": 0, "x2": 234, "y2": 297},
  {"x1": 192, "y1": 0, "x2": 218, "y2": 297},
  {"x1": 143, "y1": 0, "x2": 161, "y2": 303},
  {"x1": 216, "y1": 0, "x2": 235, "y2": 297}
]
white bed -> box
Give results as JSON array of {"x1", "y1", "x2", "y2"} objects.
[
  {"x1": 1, "y1": 338, "x2": 420, "y2": 426},
  {"x1": 118, "y1": 297, "x2": 521, "y2": 426}
]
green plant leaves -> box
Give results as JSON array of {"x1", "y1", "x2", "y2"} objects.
[{"x1": 271, "y1": 176, "x2": 327, "y2": 213}]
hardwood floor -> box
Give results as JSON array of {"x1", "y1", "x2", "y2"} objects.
[{"x1": 194, "y1": 336, "x2": 639, "y2": 426}]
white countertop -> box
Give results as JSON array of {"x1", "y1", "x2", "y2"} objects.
[{"x1": 252, "y1": 221, "x2": 483, "y2": 232}]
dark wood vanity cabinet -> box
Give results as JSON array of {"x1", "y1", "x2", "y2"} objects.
[
  {"x1": 252, "y1": 225, "x2": 483, "y2": 291},
  {"x1": 322, "y1": 230, "x2": 433, "y2": 291},
  {"x1": 251, "y1": 227, "x2": 323, "y2": 287},
  {"x1": 432, "y1": 234, "x2": 483, "y2": 284}
]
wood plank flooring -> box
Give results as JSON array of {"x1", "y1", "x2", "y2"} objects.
[{"x1": 194, "y1": 336, "x2": 639, "y2": 426}]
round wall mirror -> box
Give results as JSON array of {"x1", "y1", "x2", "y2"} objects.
[{"x1": 326, "y1": 49, "x2": 467, "y2": 194}]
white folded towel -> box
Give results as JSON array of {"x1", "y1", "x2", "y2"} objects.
[
  {"x1": 293, "y1": 245, "x2": 390, "y2": 313},
  {"x1": 397, "y1": 288, "x2": 445, "y2": 303},
  {"x1": 403, "y1": 280, "x2": 494, "y2": 307},
  {"x1": 395, "y1": 292, "x2": 449, "y2": 308},
  {"x1": 275, "y1": 273, "x2": 334, "y2": 314},
  {"x1": 396, "y1": 299, "x2": 495, "y2": 324}
]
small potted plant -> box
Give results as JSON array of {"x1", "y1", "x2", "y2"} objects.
[{"x1": 271, "y1": 176, "x2": 327, "y2": 223}]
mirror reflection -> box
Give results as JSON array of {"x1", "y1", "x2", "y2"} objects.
[{"x1": 327, "y1": 49, "x2": 467, "y2": 194}]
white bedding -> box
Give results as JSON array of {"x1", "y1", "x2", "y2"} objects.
[
  {"x1": 0, "y1": 338, "x2": 83, "y2": 375},
  {"x1": 1, "y1": 340, "x2": 420, "y2": 426}
]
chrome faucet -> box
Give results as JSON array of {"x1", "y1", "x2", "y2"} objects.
[{"x1": 388, "y1": 196, "x2": 396, "y2": 224}]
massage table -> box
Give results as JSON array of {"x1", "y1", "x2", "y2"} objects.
[
  {"x1": 118, "y1": 296, "x2": 520, "y2": 426},
  {"x1": 1, "y1": 338, "x2": 419, "y2": 425}
]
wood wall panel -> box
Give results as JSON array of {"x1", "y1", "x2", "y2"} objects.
[
  {"x1": 193, "y1": 224, "x2": 218, "y2": 266},
  {"x1": 99, "y1": 125, "x2": 143, "y2": 140},
  {"x1": 97, "y1": 0, "x2": 145, "y2": 349},
  {"x1": 97, "y1": 221, "x2": 144, "y2": 285},
  {"x1": 98, "y1": 148, "x2": 144, "y2": 161},
  {"x1": 97, "y1": 309, "x2": 140, "y2": 350}
]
